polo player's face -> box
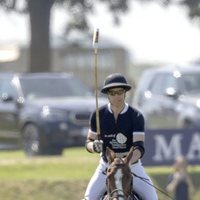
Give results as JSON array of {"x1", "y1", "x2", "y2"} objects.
[{"x1": 107, "y1": 87, "x2": 126, "y2": 107}]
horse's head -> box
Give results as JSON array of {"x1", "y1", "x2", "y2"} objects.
[{"x1": 105, "y1": 147, "x2": 134, "y2": 200}]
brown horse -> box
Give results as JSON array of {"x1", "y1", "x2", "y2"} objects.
[{"x1": 103, "y1": 147, "x2": 136, "y2": 200}]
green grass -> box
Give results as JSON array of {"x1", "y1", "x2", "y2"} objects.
[
  {"x1": 0, "y1": 148, "x2": 99, "y2": 181},
  {"x1": 0, "y1": 148, "x2": 199, "y2": 200}
]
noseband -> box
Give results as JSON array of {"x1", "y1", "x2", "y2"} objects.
[{"x1": 108, "y1": 188, "x2": 126, "y2": 200}]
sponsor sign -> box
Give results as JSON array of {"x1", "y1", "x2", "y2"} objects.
[{"x1": 142, "y1": 129, "x2": 200, "y2": 166}]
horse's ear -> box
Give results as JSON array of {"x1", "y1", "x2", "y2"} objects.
[
  {"x1": 106, "y1": 147, "x2": 116, "y2": 164},
  {"x1": 123, "y1": 146, "x2": 134, "y2": 164}
]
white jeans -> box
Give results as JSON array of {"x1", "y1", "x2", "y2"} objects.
[{"x1": 84, "y1": 158, "x2": 158, "y2": 200}]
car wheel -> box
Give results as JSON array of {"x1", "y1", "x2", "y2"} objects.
[
  {"x1": 22, "y1": 123, "x2": 45, "y2": 156},
  {"x1": 22, "y1": 123, "x2": 63, "y2": 156}
]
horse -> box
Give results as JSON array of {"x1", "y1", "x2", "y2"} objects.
[{"x1": 103, "y1": 147, "x2": 142, "y2": 200}]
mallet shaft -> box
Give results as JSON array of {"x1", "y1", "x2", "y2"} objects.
[{"x1": 93, "y1": 28, "x2": 100, "y2": 139}]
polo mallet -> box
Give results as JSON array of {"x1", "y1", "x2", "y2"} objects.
[{"x1": 93, "y1": 28, "x2": 101, "y2": 140}]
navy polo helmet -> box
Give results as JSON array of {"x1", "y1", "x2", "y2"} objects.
[{"x1": 101, "y1": 73, "x2": 131, "y2": 94}]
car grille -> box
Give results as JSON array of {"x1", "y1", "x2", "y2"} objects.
[{"x1": 70, "y1": 112, "x2": 91, "y2": 126}]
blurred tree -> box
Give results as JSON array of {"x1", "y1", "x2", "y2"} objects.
[
  {"x1": 0, "y1": 0, "x2": 199, "y2": 72},
  {"x1": 0, "y1": 0, "x2": 130, "y2": 72}
]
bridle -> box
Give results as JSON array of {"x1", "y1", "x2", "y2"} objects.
[
  {"x1": 108, "y1": 188, "x2": 126, "y2": 200},
  {"x1": 104, "y1": 147, "x2": 135, "y2": 200},
  {"x1": 106, "y1": 160, "x2": 132, "y2": 200}
]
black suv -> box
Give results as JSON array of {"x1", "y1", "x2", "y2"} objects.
[
  {"x1": 0, "y1": 73, "x2": 107, "y2": 156},
  {"x1": 132, "y1": 64, "x2": 200, "y2": 129}
]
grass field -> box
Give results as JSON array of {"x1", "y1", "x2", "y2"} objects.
[{"x1": 0, "y1": 147, "x2": 199, "y2": 200}]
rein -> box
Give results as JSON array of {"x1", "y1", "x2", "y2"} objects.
[
  {"x1": 131, "y1": 172, "x2": 175, "y2": 200},
  {"x1": 103, "y1": 147, "x2": 175, "y2": 200}
]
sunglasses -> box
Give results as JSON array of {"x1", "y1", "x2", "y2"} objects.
[{"x1": 107, "y1": 89, "x2": 125, "y2": 96}]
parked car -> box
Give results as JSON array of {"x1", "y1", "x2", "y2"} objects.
[
  {"x1": 132, "y1": 64, "x2": 200, "y2": 129},
  {"x1": 0, "y1": 72, "x2": 107, "y2": 156}
]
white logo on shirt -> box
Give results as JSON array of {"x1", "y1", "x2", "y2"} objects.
[{"x1": 116, "y1": 133, "x2": 127, "y2": 144}]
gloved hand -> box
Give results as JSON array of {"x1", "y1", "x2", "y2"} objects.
[{"x1": 93, "y1": 140, "x2": 103, "y2": 153}]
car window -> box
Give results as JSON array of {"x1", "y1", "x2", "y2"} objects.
[
  {"x1": 136, "y1": 71, "x2": 155, "y2": 92},
  {"x1": 0, "y1": 79, "x2": 17, "y2": 98},
  {"x1": 133, "y1": 71, "x2": 155, "y2": 106},
  {"x1": 165, "y1": 74, "x2": 177, "y2": 88},
  {"x1": 19, "y1": 76, "x2": 93, "y2": 99},
  {"x1": 150, "y1": 73, "x2": 178, "y2": 96},
  {"x1": 181, "y1": 73, "x2": 200, "y2": 93},
  {"x1": 150, "y1": 74, "x2": 166, "y2": 95}
]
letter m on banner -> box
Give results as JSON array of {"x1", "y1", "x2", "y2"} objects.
[{"x1": 153, "y1": 134, "x2": 182, "y2": 162}]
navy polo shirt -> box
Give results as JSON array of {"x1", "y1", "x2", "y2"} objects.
[{"x1": 90, "y1": 103, "x2": 145, "y2": 159}]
